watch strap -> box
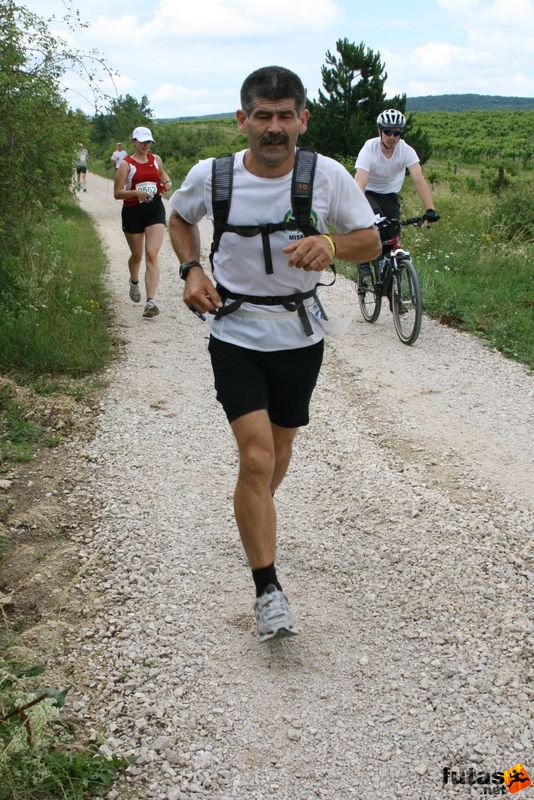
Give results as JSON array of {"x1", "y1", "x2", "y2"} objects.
[{"x1": 179, "y1": 260, "x2": 203, "y2": 280}]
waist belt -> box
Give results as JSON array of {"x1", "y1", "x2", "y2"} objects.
[{"x1": 214, "y1": 284, "x2": 319, "y2": 336}]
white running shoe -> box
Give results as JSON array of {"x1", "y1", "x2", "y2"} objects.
[
  {"x1": 143, "y1": 299, "x2": 159, "y2": 318},
  {"x1": 129, "y1": 279, "x2": 141, "y2": 303},
  {"x1": 254, "y1": 585, "x2": 297, "y2": 642}
]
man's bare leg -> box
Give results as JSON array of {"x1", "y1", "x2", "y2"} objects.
[
  {"x1": 231, "y1": 411, "x2": 297, "y2": 569},
  {"x1": 271, "y1": 422, "x2": 297, "y2": 495}
]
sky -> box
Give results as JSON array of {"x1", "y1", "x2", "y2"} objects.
[{"x1": 23, "y1": 0, "x2": 534, "y2": 119}]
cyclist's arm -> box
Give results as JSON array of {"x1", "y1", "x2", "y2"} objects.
[
  {"x1": 355, "y1": 169, "x2": 369, "y2": 193},
  {"x1": 407, "y1": 163, "x2": 435, "y2": 211}
]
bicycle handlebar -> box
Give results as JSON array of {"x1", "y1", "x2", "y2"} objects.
[
  {"x1": 376, "y1": 215, "x2": 427, "y2": 227},
  {"x1": 400, "y1": 216, "x2": 427, "y2": 226}
]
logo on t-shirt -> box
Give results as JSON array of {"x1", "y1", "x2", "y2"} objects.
[{"x1": 283, "y1": 208, "x2": 318, "y2": 227}]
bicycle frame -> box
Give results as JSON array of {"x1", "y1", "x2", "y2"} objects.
[{"x1": 356, "y1": 218, "x2": 424, "y2": 345}]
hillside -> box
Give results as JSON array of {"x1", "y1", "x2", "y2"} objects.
[
  {"x1": 406, "y1": 94, "x2": 534, "y2": 111},
  {"x1": 158, "y1": 94, "x2": 534, "y2": 122}
]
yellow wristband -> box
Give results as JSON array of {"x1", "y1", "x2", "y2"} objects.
[{"x1": 321, "y1": 234, "x2": 336, "y2": 257}]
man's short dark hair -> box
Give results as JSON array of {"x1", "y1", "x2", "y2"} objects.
[{"x1": 240, "y1": 66, "x2": 307, "y2": 115}]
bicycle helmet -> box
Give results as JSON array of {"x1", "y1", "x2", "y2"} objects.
[{"x1": 376, "y1": 109, "x2": 406, "y2": 130}]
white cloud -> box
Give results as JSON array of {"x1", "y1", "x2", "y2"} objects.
[
  {"x1": 380, "y1": 0, "x2": 534, "y2": 100},
  {"x1": 437, "y1": 0, "x2": 534, "y2": 32},
  {"x1": 147, "y1": 84, "x2": 236, "y2": 116},
  {"x1": 410, "y1": 41, "x2": 467, "y2": 70},
  {"x1": 437, "y1": 0, "x2": 534, "y2": 18},
  {"x1": 382, "y1": 24, "x2": 534, "y2": 99},
  {"x1": 93, "y1": 0, "x2": 339, "y2": 44}
]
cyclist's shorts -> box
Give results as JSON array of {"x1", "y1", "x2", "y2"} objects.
[
  {"x1": 208, "y1": 335, "x2": 324, "y2": 428},
  {"x1": 366, "y1": 191, "x2": 400, "y2": 242},
  {"x1": 121, "y1": 195, "x2": 165, "y2": 234}
]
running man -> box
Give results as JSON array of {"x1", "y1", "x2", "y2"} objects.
[
  {"x1": 168, "y1": 66, "x2": 380, "y2": 641},
  {"x1": 76, "y1": 143, "x2": 88, "y2": 191}
]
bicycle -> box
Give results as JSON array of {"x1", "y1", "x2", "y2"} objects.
[{"x1": 357, "y1": 216, "x2": 426, "y2": 345}]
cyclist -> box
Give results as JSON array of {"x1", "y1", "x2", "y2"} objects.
[{"x1": 355, "y1": 109, "x2": 439, "y2": 246}]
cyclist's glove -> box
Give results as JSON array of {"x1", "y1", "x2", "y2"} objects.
[{"x1": 424, "y1": 208, "x2": 440, "y2": 223}]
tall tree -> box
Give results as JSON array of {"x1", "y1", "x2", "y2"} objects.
[{"x1": 91, "y1": 94, "x2": 153, "y2": 148}]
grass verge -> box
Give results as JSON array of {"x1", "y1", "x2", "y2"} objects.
[
  {"x1": 0, "y1": 660, "x2": 132, "y2": 799},
  {"x1": 0, "y1": 196, "x2": 126, "y2": 798},
  {"x1": 0, "y1": 200, "x2": 115, "y2": 376}
]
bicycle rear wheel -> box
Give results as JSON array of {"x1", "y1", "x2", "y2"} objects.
[
  {"x1": 392, "y1": 258, "x2": 422, "y2": 345},
  {"x1": 357, "y1": 261, "x2": 382, "y2": 322}
]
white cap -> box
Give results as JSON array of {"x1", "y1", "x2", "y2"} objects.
[{"x1": 132, "y1": 126, "x2": 154, "y2": 143}]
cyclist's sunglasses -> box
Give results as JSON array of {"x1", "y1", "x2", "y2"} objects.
[{"x1": 381, "y1": 129, "x2": 402, "y2": 137}]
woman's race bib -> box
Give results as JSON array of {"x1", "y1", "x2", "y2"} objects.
[{"x1": 136, "y1": 181, "x2": 158, "y2": 202}]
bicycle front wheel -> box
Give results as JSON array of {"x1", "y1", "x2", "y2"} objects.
[
  {"x1": 357, "y1": 261, "x2": 382, "y2": 323},
  {"x1": 392, "y1": 258, "x2": 422, "y2": 345}
]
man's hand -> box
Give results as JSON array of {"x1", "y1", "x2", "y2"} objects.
[
  {"x1": 282, "y1": 235, "x2": 334, "y2": 271},
  {"x1": 184, "y1": 269, "x2": 223, "y2": 314}
]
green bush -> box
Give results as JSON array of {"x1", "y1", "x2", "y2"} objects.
[{"x1": 490, "y1": 178, "x2": 534, "y2": 241}]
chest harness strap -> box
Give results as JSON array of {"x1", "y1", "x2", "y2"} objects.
[{"x1": 209, "y1": 148, "x2": 335, "y2": 336}]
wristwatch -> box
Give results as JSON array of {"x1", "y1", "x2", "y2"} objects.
[{"x1": 179, "y1": 260, "x2": 203, "y2": 280}]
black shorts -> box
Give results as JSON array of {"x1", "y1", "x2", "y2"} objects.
[
  {"x1": 121, "y1": 195, "x2": 166, "y2": 234},
  {"x1": 366, "y1": 191, "x2": 400, "y2": 241},
  {"x1": 76, "y1": 166, "x2": 87, "y2": 175},
  {"x1": 208, "y1": 336, "x2": 324, "y2": 427}
]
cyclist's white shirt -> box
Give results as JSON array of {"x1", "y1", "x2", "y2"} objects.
[
  {"x1": 355, "y1": 138, "x2": 419, "y2": 195},
  {"x1": 170, "y1": 150, "x2": 376, "y2": 351}
]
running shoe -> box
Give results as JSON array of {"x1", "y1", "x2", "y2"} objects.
[
  {"x1": 142, "y1": 299, "x2": 159, "y2": 318},
  {"x1": 129, "y1": 279, "x2": 141, "y2": 303},
  {"x1": 254, "y1": 584, "x2": 297, "y2": 642}
]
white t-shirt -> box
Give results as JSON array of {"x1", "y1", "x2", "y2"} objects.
[
  {"x1": 170, "y1": 150, "x2": 376, "y2": 351},
  {"x1": 355, "y1": 138, "x2": 419, "y2": 194},
  {"x1": 111, "y1": 149, "x2": 127, "y2": 169}
]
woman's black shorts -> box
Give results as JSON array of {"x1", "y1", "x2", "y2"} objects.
[
  {"x1": 122, "y1": 195, "x2": 166, "y2": 234},
  {"x1": 208, "y1": 335, "x2": 324, "y2": 427}
]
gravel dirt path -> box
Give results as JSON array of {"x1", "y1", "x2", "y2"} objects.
[{"x1": 67, "y1": 173, "x2": 532, "y2": 800}]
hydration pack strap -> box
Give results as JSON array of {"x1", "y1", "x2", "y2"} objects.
[
  {"x1": 211, "y1": 154, "x2": 234, "y2": 264},
  {"x1": 210, "y1": 149, "x2": 320, "y2": 274},
  {"x1": 214, "y1": 269, "x2": 336, "y2": 336},
  {"x1": 213, "y1": 221, "x2": 291, "y2": 274},
  {"x1": 292, "y1": 149, "x2": 318, "y2": 236},
  {"x1": 214, "y1": 285, "x2": 317, "y2": 336}
]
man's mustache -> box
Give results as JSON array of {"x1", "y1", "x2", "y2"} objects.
[{"x1": 260, "y1": 133, "x2": 289, "y2": 145}]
